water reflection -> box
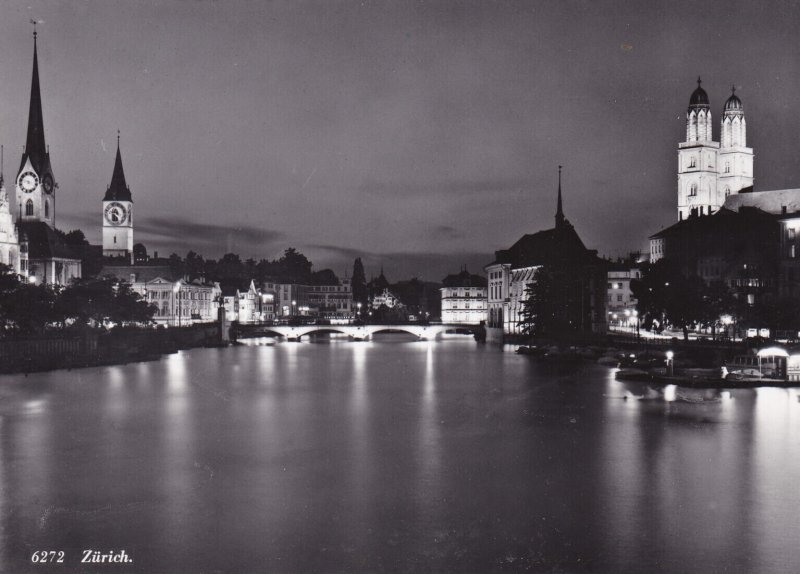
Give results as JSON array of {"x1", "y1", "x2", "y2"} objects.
[{"x1": 0, "y1": 345, "x2": 798, "y2": 573}]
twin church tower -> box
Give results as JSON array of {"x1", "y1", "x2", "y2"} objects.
[
  {"x1": 12, "y1": 28, "x2": 133, "y2": 267},
  {"x1": 677, "y1": 78, "x2": 754, "y2": 220}
]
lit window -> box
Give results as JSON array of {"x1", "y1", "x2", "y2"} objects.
[{"x1": 25, "y1": 199, "x2": 33, "y2": 216}]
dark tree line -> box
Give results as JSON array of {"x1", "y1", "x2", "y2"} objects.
[
  {"x1": 0, "y1": 265, "x2": 155, "y2": 337},
  {"x1": 166, "y1": 248, "x2": 338, "y2": 291}
]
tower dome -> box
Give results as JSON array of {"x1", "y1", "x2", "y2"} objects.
[
  {"x1": 724, "y1": 86, "x2": 743, "y2": 114},
  {"x1": 689, "y1": 77, "x2": 710, "y2": 110}
]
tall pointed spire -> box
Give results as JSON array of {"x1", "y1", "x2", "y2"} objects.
[
  {"x1": 104, "y1": 130, "x2": 132, "y2": 201},
  {"x1": 555, "y1": 165, "x2": 565, "y2": 228},
  {"x1": 23, "y1": 24, "x2": 47, "y2": 174}
]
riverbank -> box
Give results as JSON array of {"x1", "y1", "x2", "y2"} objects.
[{"x1": 0, "y1": 323, "x2": 224, "y2": 376}]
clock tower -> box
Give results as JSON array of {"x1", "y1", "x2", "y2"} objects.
[
  {"x1": 15, "y1": 28, "x2": 56, "y2": 226},
  {"x1": 102, "y1": 133, "x2": 134, "y2": 261}
]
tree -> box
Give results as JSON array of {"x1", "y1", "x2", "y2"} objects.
[
  {"x1": 631, "y1": 260, "x2": 710, "y2": 340},
  {"x1": 520, "y1": 265, "x2": 591, "y2": 337},
  {"x1": 56, "y1": 277, "x2": 156, "y2": 328},
  {"x1": 274, "y1": 248, "x2": 312, "y2": 283}
]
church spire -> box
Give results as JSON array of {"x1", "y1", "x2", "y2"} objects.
[
  {"x1": 104, "y1": 131, "x2": 132, "y2": 201},
  {"x1": 555, "y1": 165, "x2": 565, "y2": 228},
  {"x1": 23, "y1": 24, "x2": 47, "y2": 174}
]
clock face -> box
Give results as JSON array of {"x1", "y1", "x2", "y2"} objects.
[
  {"x1": 104, "y1": 202, "x2": 127, "y2": 225},
  {"x1": 19, "y1": 171, "x2": 38, "y2": 193},
  {"x1": 42, "y1": 175, "x2": 54, "y2": 194}
]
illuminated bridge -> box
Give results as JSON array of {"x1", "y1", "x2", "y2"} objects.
[{"x1": 234, "y1": 323, "x2": 481, "y2": 342}]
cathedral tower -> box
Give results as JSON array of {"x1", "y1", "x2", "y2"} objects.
[
  {"x1": 102, "y1": 132, "x2": 134, "y2": 261},
  {"x1": 677, "y1": 78, "x2": 720, "y2": 220},
  {"x1": 15, "y1": 28, "x2": 56, "y2": 226},
  {"x1": 718, "y1": 86, "x2": 754, "y2": 198}
]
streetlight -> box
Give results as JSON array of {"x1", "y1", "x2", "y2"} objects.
[
  {"x1": 666, "y1": 350, "x2": 674, "y2": 376},
  {"x1": 624, "y1": 309, "x2": 631, "y2": 335},
  {"x1": 632, "y1": 309, "x2": 639, "y2": 339},
  {"x1": 356, "y1": 302, "x2": 362, "y2": 323},
  {"x1": 291, "y1": 300, "x2": 297, "y2": 317}
]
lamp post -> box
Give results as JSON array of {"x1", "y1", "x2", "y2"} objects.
[
  {"x1": 624, "y1": 309, "x2": 631, "y2": 335},
  {"x1": 633, "y1": 309, "x2": 640, "y2": 340},
  {"x1": 666, "y1": 350, "x2": 674, "y2": 376},
  {"x1": 356, "y1": 302, "x2": 362, "y2": 323},
  {"x1": 291, "y1": 299, "x2": 297, "y2": 318}
]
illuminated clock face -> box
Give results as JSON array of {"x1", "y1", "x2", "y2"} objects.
[
  {"x1": 104, "y1": 202, "x2": 127, "y2": 225},
  {"x1": 42, "y1": 175, "x2": 54, "y2": 194},
  {"x1": 19, "y1": 171, "x2": 38, "y2": 193}
]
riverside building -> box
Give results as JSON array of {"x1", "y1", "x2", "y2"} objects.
[{"x1": 485, "y1": 168, "x2": 607, "y2": 339}]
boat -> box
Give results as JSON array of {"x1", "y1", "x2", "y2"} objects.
[{"x1": 722, "y1": 347, "x2": 788, "y2": 383}]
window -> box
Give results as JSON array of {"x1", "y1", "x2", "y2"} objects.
[
  {"x1": 25, "y1": 199, "x2": 33, "y2": 216},
  {"x1": 689, "y1": 184, "x2": 698, "y2": 197},
  {"x1": 725, "y1": 186, "x2": 731, "y2": 197},
  {"x1": 789, "y1": 228, "x2": 796, "y2": 240},
  {"x1": 725, "y1": 161, "x2": 730, "y2": 173},
  {"x1": 44, "y1": 200, "x2": 49, "y2": 218},
  {"x1": 791, "y1": 245, "x2": 796, "y2": 259},
  {"x1": 690, "y1": 156, "x2": 696, "y2": 168},
  {"x1": 617, "y1": 295, "x2": 623, "y2": 302}
]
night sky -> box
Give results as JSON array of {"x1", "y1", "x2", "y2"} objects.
[{"x1": 1, "y1": 0, "x2": 799, "y2": 281}]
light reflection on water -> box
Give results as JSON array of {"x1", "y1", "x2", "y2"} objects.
[{"x1": 0, "y1": 340, "x2": 798, "y2": 573}]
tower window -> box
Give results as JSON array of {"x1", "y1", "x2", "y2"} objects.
[
  {"x1": 690, "y1": 157, "x2": 697, "y2": 168},
  {"x1": 25, "y1": 199, "x2": 33, "y2": 216},
  {"x1": 725, "y1": 161, "x2": 731, "y2": 174},
  {"x1": 44, "y1": 200, "x2": 49, "y2": 218},
  {"x1": 725, "y1": 187, "x2": 731, "y2": 197},
  {"x1": 690, "y1": 183, "x2": 698, "y2": 197}
]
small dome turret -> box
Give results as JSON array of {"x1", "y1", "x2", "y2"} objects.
[
  {"x1": 724, "y1": 86, "x2": 743, "y2": 114},
  {"x1": 689, "y1": 77, "x2": 710, "y2": 110}
]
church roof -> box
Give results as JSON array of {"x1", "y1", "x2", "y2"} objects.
[
  {"x1": 689, "y1": 77, "x2": 710, "y2": 110},
  {"x1": 488, "y1": 222, "x2": 599, "y2": 270},
  {"x1": 20, "y1": 34, "x2": 51, "y2": 177},
  {"x1": 104, "y1": 143, "x2": 133, "y2": 202},
  {"x1": 17, "y1": 222, "x2": 81, "y2": 261}
]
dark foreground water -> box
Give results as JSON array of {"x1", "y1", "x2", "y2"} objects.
[{"x1": 1, "y1": 336, "x2": 799, "y2": 573}]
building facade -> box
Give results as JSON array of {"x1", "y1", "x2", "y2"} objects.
[
  {"x1": 440, "y1": 268, "x2": 487, "y2": 324},
  {"x1": 0, "y1": 170, "x2": 22, "y2": 275},
  {"x1": 99, "y1": 265, "x2": 221, "y2": 325},
  {"x1": 607, "y1": 266, "x2": 641, "y2": 330}
]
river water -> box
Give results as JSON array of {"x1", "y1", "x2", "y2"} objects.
[{"x1": 1, "y1": 335, "x2": 799, "y2": 573}]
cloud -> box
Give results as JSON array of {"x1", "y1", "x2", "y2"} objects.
[
  {"x1": 136, "y1": 217, "x2": 284, "y2": 246},
  {"x1": 358, "y1": 178, "x2": 528, "y2": 197},
  {"x1": 305, "y1": 243, "x2": 493, "y2": 281}
]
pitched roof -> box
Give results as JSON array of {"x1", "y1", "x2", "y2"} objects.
[
  {"x1": 104, "y1": 144, "x2": 132, "y2": 202},
  {"x1": 650, "y1": 207, "x2": 776, "y2": 240},
  {"x1": 442, "y1": 269, "x2": 487, "y2": 288},
  {"x1": 488, "y1": 222, "x2": 599, "y2": 269},
  {"x1": 17, "y1": 222, "x2": 80, "y2": 261},
  {"x1": 99, "y1": 265, "x2": 181, "y2": 284}
]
